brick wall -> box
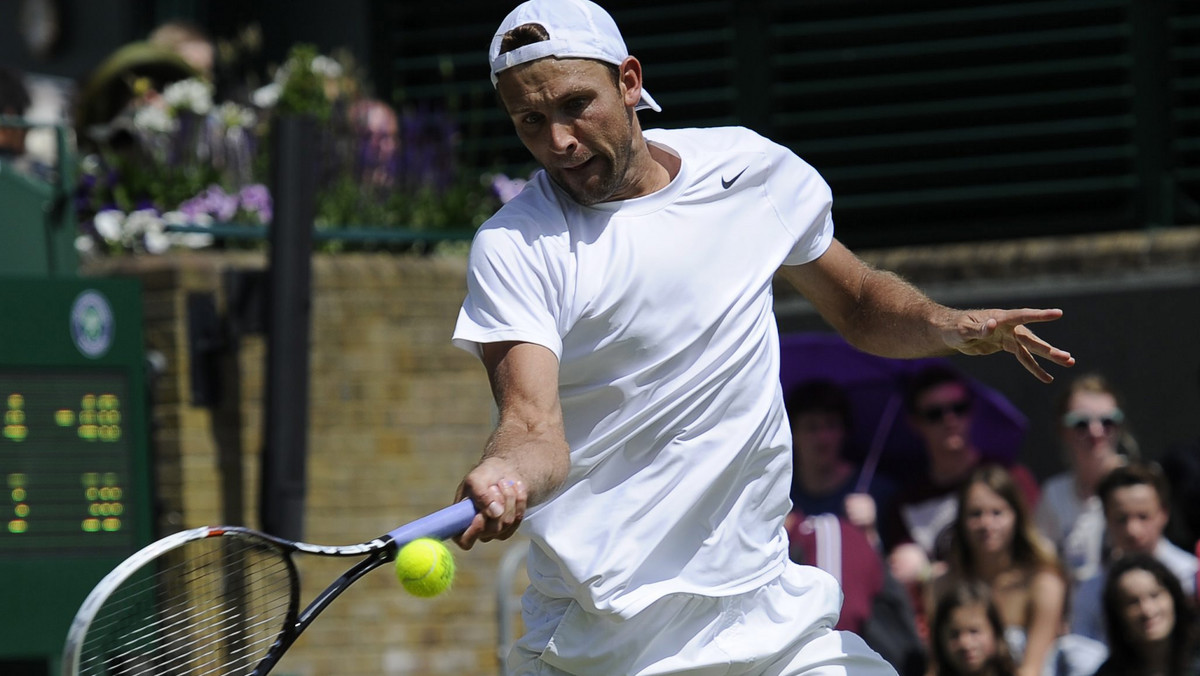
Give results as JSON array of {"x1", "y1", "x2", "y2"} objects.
[{"x1": 84, "y1": 251, "x2": 527, "y2": 676}]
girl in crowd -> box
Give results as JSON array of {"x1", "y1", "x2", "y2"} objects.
[
  {"x1": 1094, "y1": 554, "x2": 1198, "y2": 676},
  {"x1": 930, "y1": 580, "x2": 1017, "y2": 676},
  {"x1": 1036, "y1": 374, "x2": 1132, "y2": 583},
  {"x1": 932, "y1": 465, "x2": 1067, "y2": 676}
]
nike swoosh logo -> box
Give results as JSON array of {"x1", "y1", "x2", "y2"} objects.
[{"x1": 721, "y1": 167, "x2": 748, "y2": 189}]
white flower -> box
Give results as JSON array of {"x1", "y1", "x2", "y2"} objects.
[
  {"x1": 123, "y1": 209, "x2": 162, "y2": 238},
  {"x1": 216, "y1": 101, "x2": 256, "y2": 129},
  {"x1": 132, "y1": 105, "x2": 177, "y2": 133},
  {"x1": 163, "y1": 78, "x2": 214, "y2": 115},
  {"x1": 252, "y1": 82, "x2": 282, "y2": 109},
  {"x1": 93, "y1": 210, "x2": 125, "y2": 243},
  {"x1": 75, "y1": 235, "x2": 96, "y2": 254},
  {"x1": 311, "y1": 55, "x2": 343, "y2": 79},
  {"x1": 144, "y1": 229, "x2": 171, "y2": 254}
]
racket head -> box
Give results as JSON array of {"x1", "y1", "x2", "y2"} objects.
[{"x1": 63, "y1": 527, "x2": 300, "y2": 676}]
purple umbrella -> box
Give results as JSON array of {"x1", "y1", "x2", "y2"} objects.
[{"x1": 778, "y1": 332, "x2": 1029, "y2": 487}]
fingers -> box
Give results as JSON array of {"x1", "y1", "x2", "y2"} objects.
[
  {"x1": 452, "y1": 476, "x2": 527, "y2": 551},
  {"x1": 1013, "y1": 325, "x2": 1075, "y2": 369},
  {"x1": 957, "y1": 308, "x2": 1075, "y2": 381},
  {"x1": 1014, "y1": 341, "x2": 1053, "y2": 384}
]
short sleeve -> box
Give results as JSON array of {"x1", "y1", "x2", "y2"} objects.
[
  {"x1": 762, "y1": 146, "x2": 835, "y2": 267},
  {"x1": 452, "y1": 222, "x2": 564, "y2": 360}
]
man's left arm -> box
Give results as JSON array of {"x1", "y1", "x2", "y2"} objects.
[{"x1": 778, "y1": 238, "x2": 1075, "y2": 382}]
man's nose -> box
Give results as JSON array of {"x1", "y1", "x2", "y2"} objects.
[{"x1": 547, "y1": 120, "x2": 575, "y2": 151}]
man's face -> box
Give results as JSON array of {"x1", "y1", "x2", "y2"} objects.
[
  {"x1": 911, "y1": 382, "x2": 973, "y2": 460},
  {"x1": 496, "y1": 57, "x2": 637, "y2": 205},
  {"x1": 792, "y1": 410, "x2": 845, "y2": 468},
  {"x1": 1105, "y1": 484, "x2": 1168, "y2": 556}
]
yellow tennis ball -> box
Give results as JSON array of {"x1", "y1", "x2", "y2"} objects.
[{"x1": 394, "y1": 537, "x2": 455, "y2": 597}]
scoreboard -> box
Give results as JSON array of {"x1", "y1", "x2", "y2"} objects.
[
  {"x1": 0, "y1": 278, "x2": 151, "y2": 667},
  {"x1": 2, "y1": 371, "x2": 137, "y2": 554}
]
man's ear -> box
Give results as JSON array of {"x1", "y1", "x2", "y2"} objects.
[{"x1": 619, "y1": 56, "x2": 644, "y2": 108}]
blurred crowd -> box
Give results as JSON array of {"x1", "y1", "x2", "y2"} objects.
[{"x1": 784, "y1": 364, "x2": 1200, "y2": 676}]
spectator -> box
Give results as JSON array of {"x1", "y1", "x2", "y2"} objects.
[
  {"x1": 929, "y1": 580, "x2": 1018, "y2": 676},
  {"x1": 884, "y1": 365, "x2": 1040, "y2": 586},
  {"x1": 0, "y1": 65, "x2": 32, "y2": 160},
  {"x1": 785, "y1": 379, "x2": 896, "y2": 549},
  {"x1": 1036, "y1": 374, "x2": 1132, "y2": 584},
  {"x1": 347, "y1": 98, "x2": 400, "y2": 188},
  {"x1": 148, "y1": 20, "x2": 215, "y2": 81},
  {"x1": 931, "y1": 465, "x2": 1070, "y2": 676},
  {"x1": 786, "y1": 511, "x2": 927, "y2": 676},
  {"x1": 1071, "y1": 462, "x2": 1199, "y2": 643},
  {"x1": 1093, "y1": 553, "x2": 1199, "y2": 676}
]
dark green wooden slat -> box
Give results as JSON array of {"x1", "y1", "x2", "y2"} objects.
[
  {"x1": 641, "y1": 58, "x2": 737, "y2": 78},
  {"x1": 1171, "y1": 137, "x2": 1200, "y2": 151},
  {"x1": 790, "y1": 116, "x2": 1135, "y2": 154},
  {"x1": 392, "y1": 52, "x2": 483, "y2": 73},
  {"x1": 397, "y1": 81, "x2": 494, "y2": 101},
  {"x1": 1174, "y1": 167, "x2": 1200, "y2": 180},
  {"x1": 835, "y1": 175, "x2": 1136, "y2": 210},
  {"x1": 653, "y1": 87, "x2": 739, "y2": 105},
  {"x1": 771, "y1": 0, "x2": 1127, "y2": 38},
  {"x1": 821, "y1": 146, "x2": 1135, "y2": 183},
  {"x1": 774, "y1": 85, "x2": 1133, "y2": 127},
  {"x1": 772, "y1": 24, "x2": 1130, "y2": 68},
  {"x1": 771, "y1": 55, "x2": 1131, "y2": 97},
  {"x1": 616, "y1": 1, "x2": 732, "y2": 22},
  {"x1": 1172, "y1": 77, "x2": 1200, "y2": 93},
  {"x1": 624, "y1": 28, "x2": 734, "y2": 49}
]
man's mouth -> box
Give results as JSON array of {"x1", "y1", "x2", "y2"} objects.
[{"x1": 562, "y1": 157, "x2": 593, "y2": 171}]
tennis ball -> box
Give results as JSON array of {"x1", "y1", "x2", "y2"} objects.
[{"x1": 395, "y1": 537, "x2": 455, "y2": 597}]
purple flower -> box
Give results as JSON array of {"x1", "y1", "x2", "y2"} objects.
[{"x1": 238, "y1": 184, "x2": 272, "y2": 223}]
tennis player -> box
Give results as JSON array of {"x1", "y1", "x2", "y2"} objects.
[{"x1": 450, "y1": 1, "x2": 1075, "y2": 674}]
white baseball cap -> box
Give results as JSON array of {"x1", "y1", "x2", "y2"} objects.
[{"x1": 488, "y1": 0, "x2": 662, "y2": 112}]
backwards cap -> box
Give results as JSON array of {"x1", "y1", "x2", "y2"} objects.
[{"x1": 488, "y1": 0, "x2": 662, "y2": 112}]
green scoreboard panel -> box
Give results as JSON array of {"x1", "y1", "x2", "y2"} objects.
[{"x1": 0, "y1": 278, "x2": 151, "y2": 667}]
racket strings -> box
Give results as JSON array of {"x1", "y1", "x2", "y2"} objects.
[{"x1": 77, "y1": 534, "x2": 297, "y2": 675}]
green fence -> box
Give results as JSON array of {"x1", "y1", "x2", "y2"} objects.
[{"x1": 378, "y1": 0, "x2": 1200, "y2": 248}]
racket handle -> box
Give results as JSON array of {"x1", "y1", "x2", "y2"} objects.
[{"x1": 387, "y1": 499, "x2": 476, "y2": 547}]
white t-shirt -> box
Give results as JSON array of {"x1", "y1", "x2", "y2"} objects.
[
  {"x1": 453, "y1": 126, "x2": 834, "y2": 617},
  {"x1": 1036, "y1": 471, "x2": 1107, "y2": 582}
]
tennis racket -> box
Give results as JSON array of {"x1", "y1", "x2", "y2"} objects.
[{"x1": 61, "y1": 499, "x2": 476, "y2": 676}]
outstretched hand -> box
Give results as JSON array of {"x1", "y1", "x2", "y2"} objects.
[{"x1": 942, "y1": 308, "x2": 1075, "y2": 383}]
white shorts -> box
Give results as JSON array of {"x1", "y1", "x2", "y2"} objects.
[{"x1": 508, "y1": 562, "x2": 898, "y2": 676}]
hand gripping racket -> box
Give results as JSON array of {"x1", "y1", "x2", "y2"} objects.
[{"x1": 61, "y1": 500, "x2": 476, "y2": 676}]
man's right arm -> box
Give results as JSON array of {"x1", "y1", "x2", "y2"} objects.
[{"x1": 454, "y1": 340, "x2": 571, "y2": 550}]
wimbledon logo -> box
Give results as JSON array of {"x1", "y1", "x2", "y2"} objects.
[{"x1": 71, "y1": 290, "x2": 115, "y2": 358}]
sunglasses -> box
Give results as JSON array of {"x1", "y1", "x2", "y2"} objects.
[
  {"x1": 919, "y1": 400, "x2": 972, "y2": 423},
  {"x1": 1062, "y1": 409, "x2": 1124, "y2": 433}
]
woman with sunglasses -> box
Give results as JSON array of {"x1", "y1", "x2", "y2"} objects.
[{"x1": 1035, "y1": 374, "x2": 1134, "y2": 585}]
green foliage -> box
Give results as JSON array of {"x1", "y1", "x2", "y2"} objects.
[{"x1": 275, "y1": 44, "x2": 333, "y2": 122}]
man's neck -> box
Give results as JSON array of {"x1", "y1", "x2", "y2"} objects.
[{"x1": 929, "y1": 448, "x2": 980, "y2": 486}]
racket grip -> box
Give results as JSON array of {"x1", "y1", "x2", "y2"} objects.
[{"x1": 387, "y1": 499, "x2": 476, "y2": 547}]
